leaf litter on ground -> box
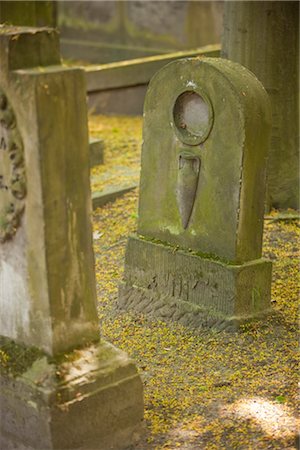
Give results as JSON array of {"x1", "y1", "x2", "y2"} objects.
[{"x1": 90, "y1": 114, "x2": 299, "y2": 449}]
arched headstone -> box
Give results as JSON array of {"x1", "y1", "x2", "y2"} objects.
[{"x1": 119, "y1": 57, "x2": 272, "y2": 329}]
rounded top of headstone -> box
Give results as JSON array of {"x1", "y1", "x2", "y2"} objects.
[{"x1": 145, "y1": 57, "x2": 271, "y2": 137}]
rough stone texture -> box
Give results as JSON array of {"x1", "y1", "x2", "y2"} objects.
[
  {"x1": 89, "y1": 137, "x2": 104, "y2": 167},
  {"x1": 119, "y1": 57, "x2": 272, "y2": 327},
  {"x1": 0, "y1": 340, "x2": 143, "y2": 450},
  {"x1": 0, "y1": 30, "x2": 99, "y2": 355},
  {"x1": 222, "y1": 1, "x2": 299, "y2": 210},
  {"x1": 58, "y1": 1, "x2": 223, "y2": 63},
  {"x1": 0, "y1": 26, "x2": 143, "y2": 449},
  {"x1": 0, "y1": 88, "x2": 26, "y2": 243},
  {"x1": 119, "y1": 236, "x2": 272, "y2": 329}
]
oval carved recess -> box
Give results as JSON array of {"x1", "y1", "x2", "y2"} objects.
[{"x1": 0, "y1": 88, "x2": 26, "y2": 243}]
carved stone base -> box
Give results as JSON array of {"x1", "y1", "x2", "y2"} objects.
[
  {"x1": 0, "y1": 339, "x2": 143, "y2": 450},
  {"x1": 118, "y1": 235, "x2": 272, "y2": 330}
]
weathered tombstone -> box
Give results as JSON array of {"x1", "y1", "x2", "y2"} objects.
[
  {"x1": 0, "y1": 26, "x2": 143, "y2": 449},
  {"x1": 119, "y1": 57, "x2": 272, "y2": 329}
]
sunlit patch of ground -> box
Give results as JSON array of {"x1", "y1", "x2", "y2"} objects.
[
  {"x1": 222, "y1": 397, "x2": 298, "y2": 439},
  {"x1": 91, "y1": 114, "x2": 299, "y2": 449}
]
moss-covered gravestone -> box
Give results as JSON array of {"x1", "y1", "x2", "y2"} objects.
[
  {"x1": 119, "y1": 57, "x2": 272, "y2": 329},
  {"x1": 0, "y1": 26, "x2": 143, "y2": 449}
]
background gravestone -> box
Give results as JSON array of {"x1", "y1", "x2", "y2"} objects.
[
  {"x1": 119, "y1": 57, "x2": 272, "y2": 329},
  {"x1": 222, "y1": 1, "x2": 299, "y2": 210},
  {"x1": 0, "y1": 26, "x2": 143, "y2": 450}
]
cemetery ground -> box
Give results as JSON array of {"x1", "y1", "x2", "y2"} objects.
[
  {"x1": 90, "y1": 115, "x2": 299, "y2": 450},
  {"x1": 0, "y1": 113, "x2": 298, "y2": 449}
]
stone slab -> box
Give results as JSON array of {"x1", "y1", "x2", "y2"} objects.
[
  {"x1": 85, "y1": 45, "x2": 220, "y2": 115},
  {"x1": 92, "y1": 184, "x2": 137, "y2": 210},
  {"x1": 61, "y1": 38, "x2": 169, "y2": 65},
  {"x1": 119, "y1": 235, "x2": 272, "y2": 330},
  {"x1": 85, "y1": 45, "x2": 221, "y2": 91},
  {"x1": 88, "y1": 84, "x2": 148, "y2": 116},
  {"x1": 0, "y1": 339, "x2": 143, "y2": 450},
  {"x1": 89, "y1": 137, "x2": 104, "y2": 167}
]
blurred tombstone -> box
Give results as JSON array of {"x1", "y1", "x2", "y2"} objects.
[
  {"x1": 0, "y1": 0, "x2": 56, "y2": 28},
  {"x1": 222, "y1": 1, "x2": 299, "y2": 209}
]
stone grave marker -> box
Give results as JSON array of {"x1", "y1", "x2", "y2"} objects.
[
  {"x1": 119, "y1": 57, "x2": 272, "y2": 329},
  {"x1": 89, "y1": 136, "x2": 104, "y2": 167},
  {"x1": 0, "y1": 26, "x2": 143, "y2": 449}
]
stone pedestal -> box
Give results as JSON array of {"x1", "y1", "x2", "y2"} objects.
[
  {"x1": 119, "y1": 57, "x2": 272, "y2": 329},
  {"x1": 1, "y1": 340, "x2": 142, "y2": 450},
  {"x1": 0, "y1": 26, "x2": 143, "y2": 449},
  {"x1": 120, "y1": 236, "x2": 272, "y2": 330}
]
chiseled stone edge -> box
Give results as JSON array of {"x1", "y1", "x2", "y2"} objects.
[
  {"x1": 92, "y1": 184, "x2": 138, "y2": 210},
  {"x1": 0, "y1": 340, "x2": 144, "y2": 450}
]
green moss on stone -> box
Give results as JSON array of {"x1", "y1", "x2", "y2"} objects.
[
  {"x1": 0, "y1": 336, "x2": 45, "y2": 377},
  {"x1": 50, "y1": 338, "x2": 99, "y2": 367},
  {"x1": 137, "y1": 233, "x2": 236, "y2": 266},
  {"x1": 0, "y1": 335, "x2": 101, "y2": 378}
]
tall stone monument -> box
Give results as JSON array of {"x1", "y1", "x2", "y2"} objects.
[
  {"x1": 119, "y1": 57, "x2": 272, "y2": 329},
  {"x1": 0, "y1": 26, "x2": 143, "y2": 449}
]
